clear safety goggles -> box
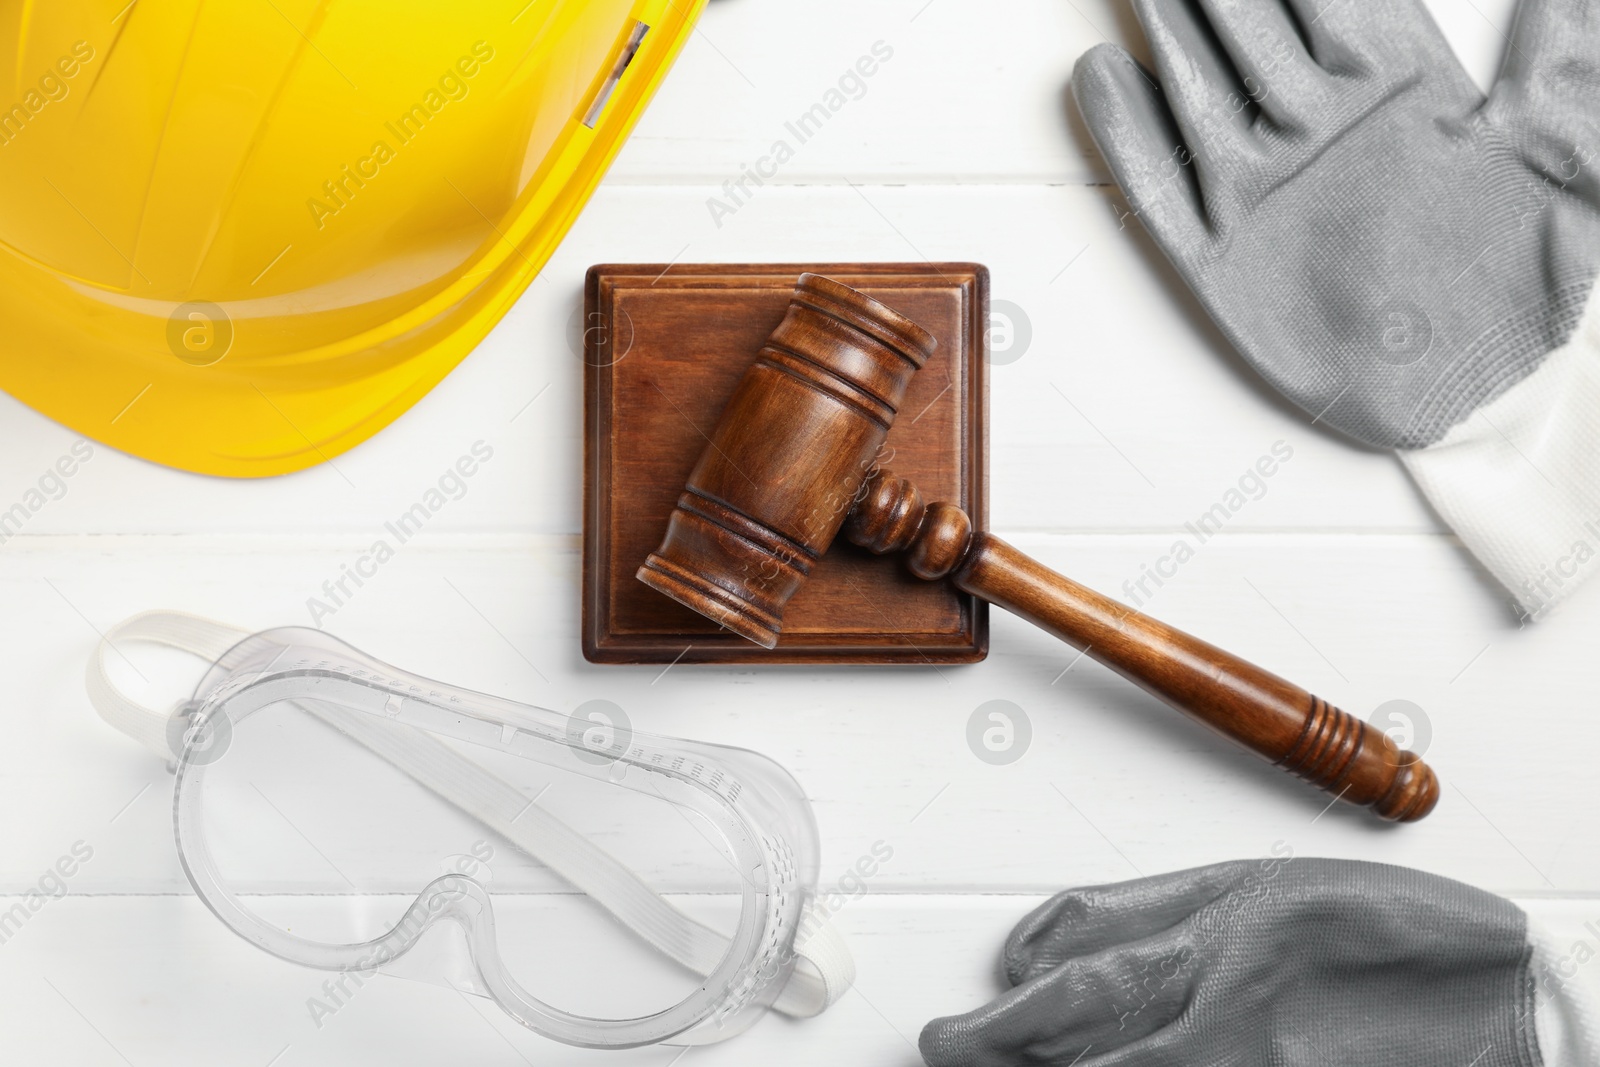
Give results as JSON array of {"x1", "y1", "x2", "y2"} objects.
[{"x1": 87, "y1": 612, "x2": 850, "y2": 1049}]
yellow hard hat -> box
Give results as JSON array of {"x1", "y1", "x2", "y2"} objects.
[{"x1": 0, "y1": 0, "x2": 702, "y2": 476}]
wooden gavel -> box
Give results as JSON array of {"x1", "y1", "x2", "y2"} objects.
[{"x1": 638, "y1": 274, "x2": 1439, "y2": 822}]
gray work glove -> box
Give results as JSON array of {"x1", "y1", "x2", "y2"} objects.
[
  {"x1": 918, "y1": 858, "x2": 1579, "y2": 1067},
  {"x1": 1073, "y1": 0, "x2": 1600, "y2": 619}
]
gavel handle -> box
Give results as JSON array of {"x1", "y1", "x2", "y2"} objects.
[
  {"x1": 846, "y1": 475, "x2": 1439, "y2": 822},
  {"x1": 953, "y1": 533, "x2": 1437, "y2": 821}
]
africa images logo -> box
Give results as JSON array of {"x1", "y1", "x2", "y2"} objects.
[
  {"x1": 306, "y1": 41, "x2": 496, "y2": 230},
  {"x1": 0, "y1": 41, "x2": 96, "y2": 148}
]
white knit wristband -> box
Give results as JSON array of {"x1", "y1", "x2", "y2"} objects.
[{"x1": 1401, "y1": 284, "x2": 1600, "y2": 620}]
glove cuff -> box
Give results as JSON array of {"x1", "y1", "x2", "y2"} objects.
[
  {"x1": 1399, "y1": 282, "x2": 1600, "y2": 620},
  {"x1": 1528, "y1": 913, "x2": 1600, "y2": 1067}
]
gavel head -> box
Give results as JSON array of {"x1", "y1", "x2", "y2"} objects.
[{"x1": 637, "y1": 274, "x2": 937, "y2": 648}]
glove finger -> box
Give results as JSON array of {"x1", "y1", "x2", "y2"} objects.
[
  {"x1": 920, "y1": 926, "x2": 1198, "y2": 1067},
  {"x1": 1129, "y1": 0, "x2": 1259, "y2": 204},
  {"x1": 1002, "y1": 862, "x2": 1245, "y2": 986},
  {"x1": 1071, "y1": 43, "x2": 1209, "y2": 256},
  {"x1": 1278, "y1": 0, "x2": 1450, "y2": 70},
  {"x1": 1193, "y1": 0, "x2": 1331, "y2": 129}
]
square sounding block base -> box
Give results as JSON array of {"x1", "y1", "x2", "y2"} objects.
[{"x1": 583, "y1": 262, "x2": 990, "y2": 665}]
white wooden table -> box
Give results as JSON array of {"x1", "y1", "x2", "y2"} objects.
[{"x1": 4, "y1": 2, "x2": 1595, "y2": 1064}]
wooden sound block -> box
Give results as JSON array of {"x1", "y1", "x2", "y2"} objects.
[{"x1": 583, "y1": 262, "x2": 989, "y2": 664}]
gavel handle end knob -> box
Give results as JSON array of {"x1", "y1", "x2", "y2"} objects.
[{"x1": 1275, "y1": 694, "x2": 1440, "y2": 822}]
